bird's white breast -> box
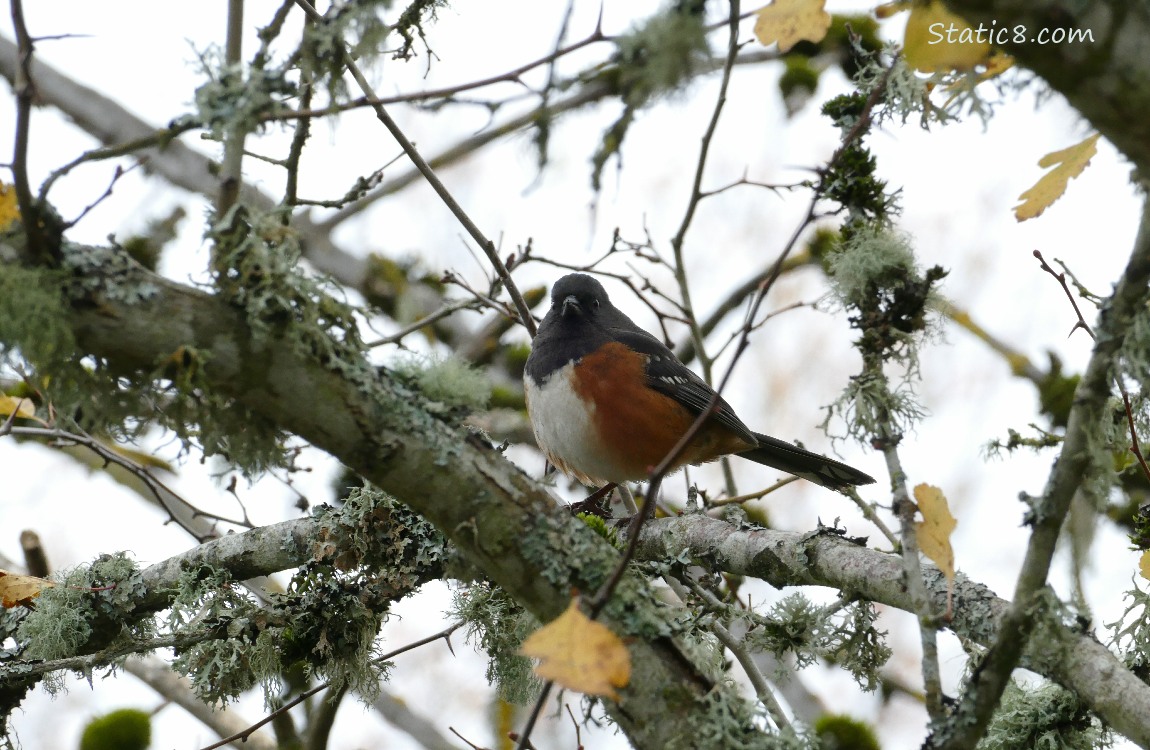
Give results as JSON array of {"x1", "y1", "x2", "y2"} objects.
[{"x1": 524, "y1": 364, "x2": 630, "y2": 485}]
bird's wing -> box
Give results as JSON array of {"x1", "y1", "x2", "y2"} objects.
[{"x1": 610, "y1": 328, "x2": 757, "y2": 445}]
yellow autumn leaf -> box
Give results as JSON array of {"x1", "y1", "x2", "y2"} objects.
[
  {"x1": 520, "y1": 598, "x2": 631, "y2": 700},
  {"x1": 0, "y1": 396, "x2": 35, "y2": 420},
  {"x1": 978, "y1": 50, "x2": 1015, "y2": 81},
  {"x1": 0, "y1": 183, "x2": 18, "y2": 232},
  {"x1": 1140, "y1": 550, "x2": 1150, "y2": 581},
  {"x1": 874, "y1": 1, "x2": 912, "y2": 20},
  {"x1": 1014, "y1": 133, "x2": 1100, "y2": 221},
  {"x1": 0, "y1": 569, "x2": 55, "y2": 608},
  {"x1": 903, "y1": 1, "x2": 991, "y2": 72},
  {"x1": 753, "y1": 0, "x2": 831, "y2": 53},
  {"x1": 914, "y1": 483, "x2": 957, "y2": 616}
]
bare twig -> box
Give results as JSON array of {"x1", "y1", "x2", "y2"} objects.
[
  {"x1": 707, "y1": 476, "x2": 799, "y2": 507},
  {"x1": 196, "y1": 622, "x2": 463, "y2": 750},
  {"x1": 678, "y1": 575, "x2": 790, "y2": 730},
  {"x1": 215, "y1": 0, "x2": 248, "y2": 221},
  {"x1": 668, "y1": 0, "x2": 744, "y2": 390},
  {"x1": 885, "y1": 443, "x2": 946, "y2": 720},
  {"x1": 7, "y1": 425, "x2": 247, "y2": 541},
  {"x1": 1033, "y1": 249, "x2": 1150, "y2": 483},
  {"x1": 264, "y1": 23, "x2": 610, "y2": 124},
  {"x1": 62, "y1": 163, "x2": 138, "y2": 229},
  {"x1": 8, "y1": 0, "x2": 53, "y2": 263},
  {"x1": 290, "y1": 0, "x2": 537, "y2": 338},
  {"x1": 364, "y1": 299, "x2": 481, "y2": 348}
]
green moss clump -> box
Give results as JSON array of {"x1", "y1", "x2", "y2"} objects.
[
  {"x1": 79, "y1": 708, "x2": 151, "y2": 750},
  {"x1": 814, "y1": 714, "x2": 880, "y2": 750},
  {"x1": 780, "y1": 55, "x2": 820, "y2": 101}
]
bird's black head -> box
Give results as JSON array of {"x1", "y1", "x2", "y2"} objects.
[{"x1": 550, "y1": 273, "x2": 610, "y2": 318}]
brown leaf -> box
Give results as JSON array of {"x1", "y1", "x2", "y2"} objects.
[{"x1": 0, "y1": 569, "x2": 55, "y2": 608}]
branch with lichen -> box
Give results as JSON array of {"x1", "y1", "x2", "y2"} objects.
[
  {"x1": 630, "y1": 513, "x2": 1149, "y2": 746},
  {"x1": 928, "y1": 195, "x2": 1150, "y2": 748},
  {"x1": 0, "y1": 237, "x2": 772, "y2": 749},
  {"x1": 0, "y1": 489, "x2": 446, "y2": 705}
]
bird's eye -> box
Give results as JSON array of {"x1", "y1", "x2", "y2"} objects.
[{"x1": 591, "y1": 299, "x2": 600, "y2": 310}]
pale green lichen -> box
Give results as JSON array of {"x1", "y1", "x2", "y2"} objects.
[
  {"x1": 978, "y1": 679, "x2": 1110, "y2": 750},
  {"x1": 1107, "y1": 583, "x2": 1150, "y2": 678},
  {"x1": 391, "y1": 354, "x2": 492, "y2": 414},
  {"x1": 677, "y1": 685, "x2": 813, "y2": 749},
  {"x1": 17, "y1": 554, "x2": 152, "y2": 695},
  {"x1": 821, "y1": 226, "x2": 946, "y2": 443},
  {"x1": 742, "y1": 594, "x2": 890, "y2": 691},
  {"x1": 615, "y1": 3, "x2": 710, "y2": 107},
  {"x1": 452, "y1": 580, "x2": 541, "y2": 704},
  {"x1": 193, "y1": 49, "x2": 295, "y2": 140}
]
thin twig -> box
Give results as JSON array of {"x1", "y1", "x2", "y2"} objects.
[
  {"x1": 215, "y1": 0, "x2": 247, "y2": 222},
  {"x1": 7, "y1": 425, "x2": 246, "y2": 541},
  {"x1": 262, "y1": 25, "x2": 610, "y2": 124},
  {"x1": 62, "y1": 163, "x2": 138, "y2": 229},
  {"x1": 885, "y1": 442, "x2": 945, "y2": 720},
  {"x1": 707, "y1": 477, "x2": 798, "y2": 507},
  {"x1": 9, "y1": 0, "x2": 53, "y2": 263},
  {"x1": 678, "y1": 576, "x2": 790, "y2": 730},
  {"x1": 668, "y1": 0, "x2": 744, "y2": 392},
  {"x1": 1034, "y1": 249, "x2": 1150, "y2": 482},
  {"x1": 196, "y1": 622, "x2": 463, "y2": 750},
  {"x1": 364, "y1": 299, "x2": 481, "y2": 348},
  {"x1": 291, "y1": 0, "x2": 537, "y2": 338}
]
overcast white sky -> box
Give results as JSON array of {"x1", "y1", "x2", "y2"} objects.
[{"x1": 0, "y1": 2, "x2": 1144, "y2": 748}]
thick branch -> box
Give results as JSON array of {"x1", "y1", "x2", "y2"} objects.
[
  {"x1": 31, "y1": 254, "x2": 750, "y2": 749},
  {"x1": 632, "y1": 514, "x2": 1150, "y2": 747}
]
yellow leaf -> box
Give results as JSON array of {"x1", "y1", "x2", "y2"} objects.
[
  {"x1": 753, "y1": 0, "x2": 832, "y2": 53},
  {"x1": 914, "y1": 483, "x2": 956, "y2": 583},
  {"x1": 0, "y1": 569, "x2": 54, "y2": 608},
  {"x1": 106, "y1": 442, "x2": 175, "y2": 472},
  {"x1": 0, "y1": 396, "x2": 35, "y2": 420},
  {"x1": 1014, "y1": 133, "x2": 1100, "y2": 221},
  {"x1": 903, "y1": 1, "x2": 991, "y2": 72},
  {"x1": 978, "y1": 50, "x2": 1015, "y2": 81},
  {"x1": 520, "y1": 598, "x2": 631, "y2": 700},
  {"x1": 0, "y1": 183, "x2": 18, "y2": 232},
  {"x1": 1140, "y1": 551, "x2": 1150, "y2": 581},
  {"x1": 874, "y1": 1, "x2": 912, "y2": 20}
]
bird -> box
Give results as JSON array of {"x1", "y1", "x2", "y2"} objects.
[{"x1": 523, "y1": 273, "x2": 875, "y2": 491}]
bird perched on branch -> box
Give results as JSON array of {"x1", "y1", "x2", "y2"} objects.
[{"x1": 524, "y1": 273, "x2": 874, "y2": 491}]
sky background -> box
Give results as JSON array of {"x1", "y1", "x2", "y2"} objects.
[{"x1": 0, "y1": 1, "x2": 1143, "y2": 748}]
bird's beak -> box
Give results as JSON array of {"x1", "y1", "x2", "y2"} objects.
[{"x1": 561, "y1": 294, "x2": 582, "y2": 316}]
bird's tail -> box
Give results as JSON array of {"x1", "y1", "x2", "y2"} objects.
[{"x1": 742, "y1": 432, "x2": 875, "y2": 490}]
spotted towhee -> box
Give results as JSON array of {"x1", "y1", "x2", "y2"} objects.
[{"x1": 524, "y1": 273, "x2": 875, "y2": 491}]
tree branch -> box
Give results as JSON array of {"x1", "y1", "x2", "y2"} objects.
[
  {"x1": 631, "y1": 514, "x2": 1150, "y2": 747},
  {"x1": 15, "y1": 250, "x2": 756, "y2": 749}
]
